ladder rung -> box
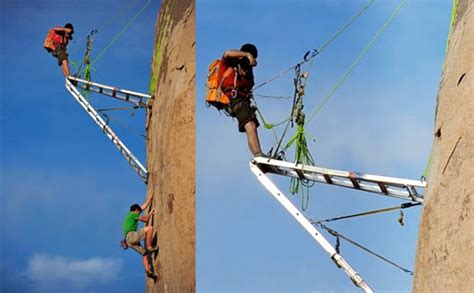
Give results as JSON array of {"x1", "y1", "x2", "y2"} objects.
[
  {"x1": 378, "y1": 183, "x2": 388, "y2": 194},
  {"x1": 295, "y1": 169, "x2": 305, "y2": 179},
  {"x1": 349, "y1": 172, "x2": 360, "y2": 189},
  {"x1": 323, "y1": 174, "x2": 333, "y2": 184}
]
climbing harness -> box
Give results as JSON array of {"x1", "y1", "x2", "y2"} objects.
[{"x1": 65, "y1": 77, "x2": 152, "y2": 184}]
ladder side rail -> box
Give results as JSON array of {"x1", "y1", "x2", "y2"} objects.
[
  {"x1": 68, "y1": 76, "x2": 153, "y2": 99},
  {"x1": 254, "y1": 158, "x2": 350, "y2": 177},
  {"x1": 270, "y1": 168, "x2": 424, "y2": 202},
  {"x1": 66, "y1": 80, "x2": 148, "y2": 183},
  {"x1": 354, "y1": 173, "x2": 426, "y2": 188},
  {"x1": 250, "y1": 162, "x2": 374, "y2": 293},
  {"x1": 253, "y1": 157, "x2": 426, "y2": 189},
  {"x1": 77, "y1": 85, "x2": 147, "y2": 108}
]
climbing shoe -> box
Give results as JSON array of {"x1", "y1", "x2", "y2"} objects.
[
  {"x1": 146, "y1": 246, "x2": 159, "y2": 253},
  {"x1": 254, "y1": 151, "x2": 267, "y2": 158},
  {"x1": 146, "y1": 270, "x2": 156, "y2": 279}
]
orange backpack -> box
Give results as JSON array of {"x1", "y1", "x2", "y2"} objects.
[
  {"x1": 205, "y1": 59, "x2": 237, "y2": 110},
  {"x1": 43, "y1": 29, "x2": 63, "y2": 52}
]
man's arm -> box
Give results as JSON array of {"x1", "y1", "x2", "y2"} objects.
[
  {"x1": 140, "y1": 195, "x2": 153, "y2": 211},
  {"x1": 139, "y1": 208, "x2": 155, "y2": 223},
  {"x1": 223, "y1": 50, "x2": 256, "y2": 66},
  {"x1": 54, "y1": 27, "x2": 73, "y2": 34}
]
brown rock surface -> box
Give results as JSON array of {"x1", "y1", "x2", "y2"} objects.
[
  {"x1": 413, "y1": 1, "x2": 474, "y2": 292},
  {"x1": 146, "y1": 0, "x2": 195, "y2": 292}
]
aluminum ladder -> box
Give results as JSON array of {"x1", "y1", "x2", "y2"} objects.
[
  {"x1": 65, "y1": 77, "x2": 149, "y2": 184},
  {"x1": 67, "y1": 76, "x2": 153, "y2": 108},
  {"x1": 252, "y1": 157, "x2": 425, "y2": 203},
  {"x1": 250, "y1": 157, "x2": 427, "y2": 292}
]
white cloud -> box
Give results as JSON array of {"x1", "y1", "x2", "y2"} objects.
[{"x1": 27, "y1": 254, "x2": 122, "y2": 285}]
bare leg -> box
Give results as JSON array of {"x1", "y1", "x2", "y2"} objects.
[
  {"x1": 144, "y1": 226, "x2": 153, "y2": 249},
  {"x1": 244, "y1": 120, "x2": 263, "y2": 156},
  {"x1": 142, "y1": 254, "x2": 150, "y2": 272},
  {"x1": 61, "y1": 59, "x2": 71, "y2": 77}
]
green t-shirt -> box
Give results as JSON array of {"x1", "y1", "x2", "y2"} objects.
[{"x1": 123, "y1": 212, "x2": 139, "y2": 236}]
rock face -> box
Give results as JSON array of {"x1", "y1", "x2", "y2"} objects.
[
  {"x1": 413, "y1": 1, "x2": 473, "y2": 292},
  {"x1": 146, "y1": 1, "x2": 195, "y2": 292}
]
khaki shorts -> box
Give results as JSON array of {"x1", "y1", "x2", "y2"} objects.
[
  {"x1": 228, "y1": 98, "x2": 260, "y2": 133},
  {"x1": 52, "y1": 46, "x2": 68, "y2": 66},
  {"x1": 126, "y1": 229, "x2": 146, "y2": 255}
]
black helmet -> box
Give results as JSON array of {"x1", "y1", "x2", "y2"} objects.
[
  {"x1": 64, "y1": 23, "x2": 74, "y2": 39},
  {"x1": 240, "y1": 43, "x2": 258, "y2": 58}
]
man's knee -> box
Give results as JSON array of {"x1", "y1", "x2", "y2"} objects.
[
  {"x1": 244, "y1": 120, "x2": 257, "y2": 132},
  {"x1": 144, "y1": 226, "x2": 153, "y2": 232}
]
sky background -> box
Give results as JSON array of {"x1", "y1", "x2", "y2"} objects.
[
  {"x1": 1, "y1": 0, "x2": 161, "y2": 292},
  {"x1": 197, "y1": 0, "x2": 450, "y2": 292}
]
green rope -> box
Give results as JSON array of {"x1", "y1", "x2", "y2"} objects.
[
  {"x1": 253, "y1": 0, "x2": 377, "y2": 159},
  {"x1": 91, "y1": 0, "x2": 151, "y2": 66},
  {"x1": 285, "y1": 115, "x2": 316, "y2": 211},
  {"x1": 298, "y1": 0, "x2": 376, "y2": 96},
  {"x1": 252, "y1": 0, "x2": 375, "y2": 93},
  {"x1": 255, "y1": 107, "x2": 280, "y2": 143},
  {"x1": 69, "y1": 0, "x2": 140, "y2": 54},
  {"x1": 256, "y1": 107, "x2": 291, "y2": 130},
  {"x1": 307, "y1": 0, "x2": 407, "y2": 125},
  {"x1": 319, "y1": 0, "x2": 375, "y2": 54},
  {"x1": 97, "y1": 0, "x2": 141, "y2": 33},
  {"x1": 83, "y1": 63, "x2": 94, "y2": 82}
]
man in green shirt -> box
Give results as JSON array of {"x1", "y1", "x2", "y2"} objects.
[{"x1": 123, "y1": 195, "x2": 156, "y2": 277}]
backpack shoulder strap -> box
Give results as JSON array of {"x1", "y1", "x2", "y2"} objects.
[{"x1": 220, "y1": 66, "x2": 238, "y2": 88}]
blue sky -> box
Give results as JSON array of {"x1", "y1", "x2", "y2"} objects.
[
  {"x1": 1, "y1": 0, "x2": 161, "y2": 292},
  {"x1": 197, "y1": 0, "x2": 450, "y2": 292}
]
